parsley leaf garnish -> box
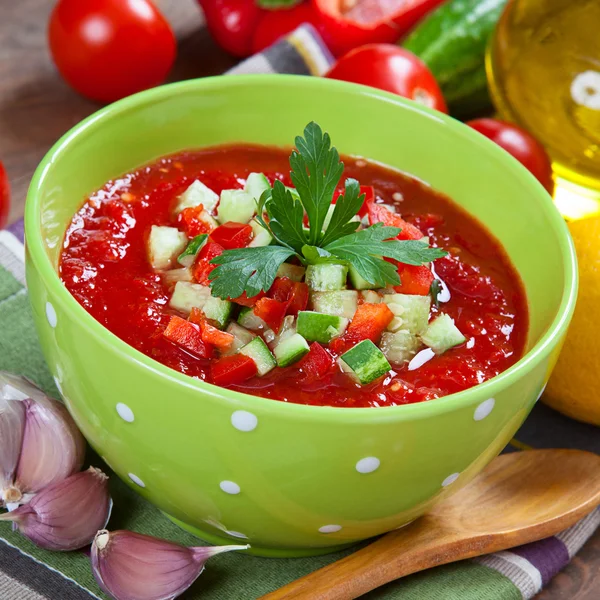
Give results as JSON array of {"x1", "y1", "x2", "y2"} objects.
[
  {"x1": 209, "y1": 246, "x2": 296, "y2": 299},
  {"x1": 208, "y1": 121, "x2": 447, "y2": 298},
  {"x1": 324, "y1": 224, "x2": 447, "y2": 287},
  {"x1": 290, "y1": 122, "x2": 344, "y2": 245}
]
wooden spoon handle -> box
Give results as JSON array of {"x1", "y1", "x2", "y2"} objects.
[{"x1": 260, "y1": 521, "x2": 488, "y2": 600}]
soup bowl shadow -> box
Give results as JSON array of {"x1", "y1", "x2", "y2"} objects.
[{"x1": 24, "y1": 75, "x2": 577, "y2": 557}]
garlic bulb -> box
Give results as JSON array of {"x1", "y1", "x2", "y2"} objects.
[
  {"x1": 0, "y1": 396, "x2": 25, "y2": 505},
  {"x1": 0, "y1": 467, "x2": 112, "y2": 551},
  {"x1": 91, "y1": 529, "x2": 249, "y2": 600},
  {"x1": 0, "y1": 372, "x2": 85, "y2": 505}
]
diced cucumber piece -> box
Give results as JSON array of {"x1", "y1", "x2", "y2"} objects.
[
  {"x1": 383, "y1": 294, "x2": 431, "y2": 335},
  {"x1": 311, "y1": 290, "x2": 358, "y2": 319},
  {"x1": 306, "y1": 263, "x2": 348, "y2": 291},
  {"x1": 175, "y1": 180, "x2": 219, "y2": 213},
  {"x1": 273, "y1": 333, "x2": 310, "y2": 367},
  {"x1": 340, "y1": 339, "x2": 391, "y2": 385},
  {"x1": 349, "y1": 265, "x2": 378, "y2": 290},
  {"x1": 225, "y1": 322, "x2": 256, "y2": 354},
  {"x1": 237, "y1": 306, "x2": 268, "y2": 330},
  {"x1": 217, "y1": 189, "x2": 256, "y2": 224},
  {"x1": 297, "y1": 311, "x2": 348, "y2": 344},
  {"x1": 239, "y1": 337, "x2": 276, "y2": 376},
  {"x1": 249, "y1": 219, "x2": 272, "y2": 247},
  {"x1": 162, "y1": 267, "x2": 193, "y2": 287},
  {"x1": 244, "y1": 173, "x2": 271, "y2": 201},
  {"x1": 169, "y1": 282, "x2": 211, "y2": 314},
  {"x1": 421, "y1": 314, "x2": 466, "y2": 354},
  {"x1": 177, "y1": 234, "x2": 207, "y2": 267},
  {"x1": 203, "y1": 296, "x2": 233, "y2": 329},
  {"x1": 276, "y1": 263, "x2": 305, "y2": 282},
  {"x1": 380, "y1": 331, "x2": 421, "y2": 365},
  {"x1": 360, "y1": 290, "x2": 381, "y2": 304},
  {"x1": 148, "y1": 226, "x2": 188, "y2": 271}
]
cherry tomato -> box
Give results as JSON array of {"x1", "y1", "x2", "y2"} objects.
[
  {"x1": 48, "y1": 0, "x2": 177, "y2": 103},
  {"x1": 252, "y1": 3, "x2": 317, "y2": 53},
  {"x1": 0, "y1": 161, "x2": 10, "y2": 230},
  {"x1": 466, "y1": 119, "x2": 554, "y2": 194},
  {"x1": 198, "y1": 0, "x2": 263, "y2": 57},
  {"x1": 326, "y1": 45, "x2": 447, "y2": 113}
]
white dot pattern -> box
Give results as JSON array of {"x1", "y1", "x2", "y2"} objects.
[
  {"x1": 220, "y1": 480, "x2": 241, "y2": 495},
  {"x1": 474, "y1": 398, "x2": 495, "y2": 421},
  {"x1": 128, "y1": 473, "x2": 145, "y2": 488},
  {"x1": 231, "y1": 410, "x2": 258, "y2": 432},
  {"x1": 442, "y1": 473, "x2": 459, "y2": 487},
  {"x1": 116, "y1": 403, "x2": 135, "y2": 423},
  {"x1": 319, "y1": 524, "x2": 342, "y2": 534},
  {"x1": 356, "y1": 457, "x2": 380, "y2": 474},
  {"x1": 46, "y1": 302, "x2": 57, "y2": 328}
]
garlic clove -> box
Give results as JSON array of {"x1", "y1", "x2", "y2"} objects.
[
  {"x1": 0, "y1": 466, "x2": 112, "y2": 551},
  {"x1": 0, "y1": 373, "x2": 86, "y2": 499},
  {"x1": 91, "y1": 529, "x2": 249, "y2": 600},
  {"x1": 0, "y1": 396, "x2": 25, "y2": 506}
]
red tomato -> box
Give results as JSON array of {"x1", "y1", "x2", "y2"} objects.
[
  {"x1": 48, "y1": 0, "x2": 177, "y2": 103},
  {"x1": 254, "y1": 297, "x2": 288, "y2": 333},
  {"x1": 210, "y1": 222, "x2": 253, "y2": 249},
  {"x1": 252, "y1": 3, "x2": 317, "y2": 53},
  {"x1": 0, "y1": 162, "x2": 10, "y2": 230},
  {"x1": 211, "y1": 354, "x2": 257, "y2": 386},
  {"x1": 327, "y1": 45, "x2": 447, "y2": 113},
  {"x1": 394, "y1": 264, "x2": 434, "y2": 296},
  {"x1": 313, "y1": 0, "x2": 446, "y2": 58},
  {"x1": 466, "y1": 119, "x2": 554, "y2": 194},
  {"x1": 298, "y1": 342, "x2": 334, "y2": 381}
]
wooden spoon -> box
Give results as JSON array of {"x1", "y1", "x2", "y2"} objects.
[{"x1": 261, "y1": 449, "x2": 600, "y2": 600}]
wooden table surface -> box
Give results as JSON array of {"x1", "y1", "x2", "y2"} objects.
[{"x1": 1, "y1": 1, "x2": 598, "y2": 598}]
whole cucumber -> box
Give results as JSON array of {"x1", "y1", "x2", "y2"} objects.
[{"x1": 403, "y1": 0, "x2": 507, "y2": 118}]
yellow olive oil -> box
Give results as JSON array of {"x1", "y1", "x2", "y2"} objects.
[{"x1": 487, "y1": 0, "x2": 600, "y2": 219}]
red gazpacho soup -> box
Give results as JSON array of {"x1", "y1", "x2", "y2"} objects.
[{"x1": 60, "y1": 123, "x2": 528, "y2": 408}]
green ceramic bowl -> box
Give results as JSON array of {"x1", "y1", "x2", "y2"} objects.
[{"x1": 25, "y1": 75, "x2": 577, "y2": 557}]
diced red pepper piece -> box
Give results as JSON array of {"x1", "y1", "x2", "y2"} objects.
[
  {"x1": 163, "y1": 316, "x2": 214, "y2": 358},
  {"x1": 346, "y1": 302, "x2": 394, "y2": 344},
  {"x1": 211, "y1": 354, "x2": 257, "y2": 386},
  {"x1": 253, "y1": 297, "x2": 288, "y2": 333},
  {"x1": 177, "y1": 204, "x2": 215, "y2": 238},
  {"x1": 393, "y1": 264, "x2": 434, "y2": 296},
  {"x1": 367, "y1": 203, "x2": 424, "y2": 240},
  {"x1": 188, "y1": 307, "x2": 205, "y2": 326},
  {"x1": 201, "y1": 321, "x2": 235, "y2": 351},
  {"x1": 210, "y1": 221, "x2": 253, "y2": 249},
  {"x1": 192, "y1": 240, "x2": 224, "y2": 285},
  {"x1": 269, "y1": 277, "x2": 309, "y2": 316},
  {"x1": 298, "y1": 342, "x2": 334, "y2": 381},
  {"x1": 357, "y1": 185, "x2": 375, "y2": 217},
  {"x1": 231, "y1": 291, "x2": 265, "y2": 307}
]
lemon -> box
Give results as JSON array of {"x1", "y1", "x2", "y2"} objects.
[{"x1": 544, "y1": 217, "x2": 600, "y2": 426}]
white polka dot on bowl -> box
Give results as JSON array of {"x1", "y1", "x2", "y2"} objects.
[
  {"x1": 231, "y1": 410, "x2": 258, "y2": 432},
  {"x1": 474, "y1": 398, "x2": 495, "y2": 421},
  {"x1": 319, "y1": 524, "x2": 342, "y2": 534},
  {"x1": 355, "y1": 457, "x2": 380, "y2": 474},
  {"x1": 116, "y1": 403, "x2": 135, "y2": 423},
  {"x1": 442, "y1": 472, "x2": 460, "y2": 487},
  {"x1": 128, "y1": 473, "x2": 145, "y2": 488},
  {"x1": 46, "y1": 302, "x2": 57, "y2": 328},
  {"x1": 220, "y1": 480, "x2": 241, "y2": 495}
]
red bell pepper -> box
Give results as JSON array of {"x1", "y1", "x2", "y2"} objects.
[
  {"x1": 163, "y1": 316, "x2": 214, "y2": 358},
  {"x1": 231, "y1": 291, "x2": 266, "y2": 306},
  {"x1": 346, "y1": 302, "x2": 393, "y2": 343},
  {"x1": 312, "y1": 0, "x2": 447, "y2": 57},
  {"x1": 269, "y1": 277, "x2": 309, "y2": 316},
  {"x1": 177, "y1": 204, "x2": 216, "y2": 238},
  {"x1": 210, "y1": 221, "x2": 253, "y2": 249},
  {"x1": 193, "y1": 240, "x2": 224, "y2": 285},
  {"x1": 211, "y1": 354, "x2": 258, "y2": 386},
  {"x1": 253, "y1": 297, "x2": 288, "y2": 333},
  {"x1": 198, "y1": 0, "x2": 317, "y2": 58},
  {"x1": 367, "y1": 202, "x2": 424, "y2": 240},
  {"x1": 394, "y1": 264, "x2": 434, "y2": 296},
  {"x1": 298, "y1": 342, "x2": 334, "y2": 381},
  {"x1": 201, "y1": 321, "x2": 235, "y2": 351}
]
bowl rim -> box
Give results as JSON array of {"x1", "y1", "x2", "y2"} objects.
[{"x1": 25, "y1": 74, "x2": 578, "y2": 422}]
